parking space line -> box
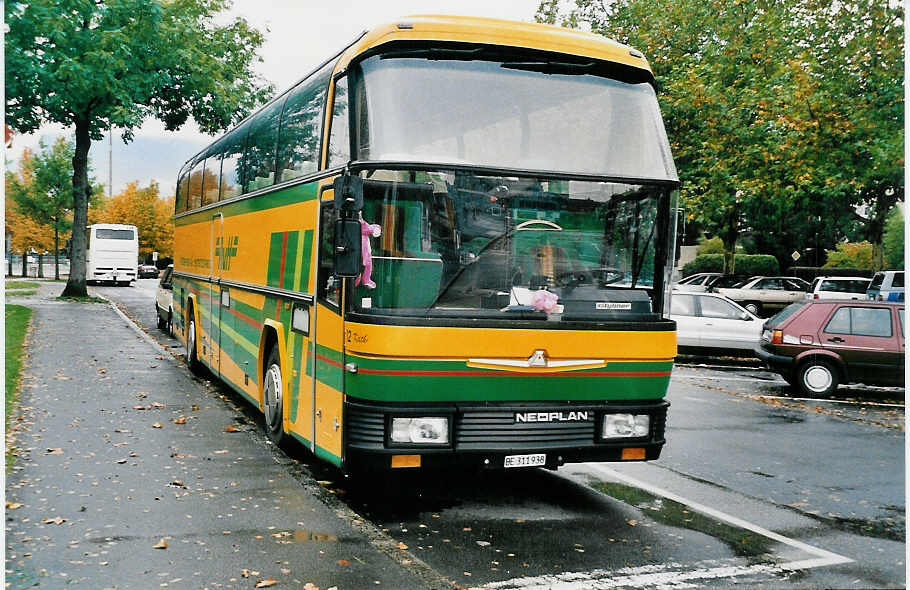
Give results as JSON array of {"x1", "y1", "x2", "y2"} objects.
[
  {"x1": 484, "y1": 464, "x2": 853, "y2": 590},
  {"x1": 584, "y1": 463, "x2": 851, "y2": 564}
]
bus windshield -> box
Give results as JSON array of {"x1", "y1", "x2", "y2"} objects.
[
  {"x1": 352, "y1": 49, "x2": 677, "y2": 181},
  {"x1": 350, "y1": 170, "x2": 672, "y2": 321}
]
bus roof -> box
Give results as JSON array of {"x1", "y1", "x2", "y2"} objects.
[{"x1": 338, "y1": 15, "x2": 653, "y2": 74}]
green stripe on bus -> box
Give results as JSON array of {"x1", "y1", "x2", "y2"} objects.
[
  {"x1": 267, "y1": 234, "x2": 286, "y2": 288},
  {"x1": 174, "y1": 182, "x2": 319, "y2": 227},
  {"x1": 314, "y1": 445, "x2": 341, "y2": 467},
  {"x1": 283, "y1": 231, "x2": 299, "y2": 290}
]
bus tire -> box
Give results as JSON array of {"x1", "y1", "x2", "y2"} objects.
[
  {"x1": 263, "y1": 345, "x2": 289, "y2": 447},
  {"x1": 186, "y1": 310, "x2": 203, "y2": 375}
]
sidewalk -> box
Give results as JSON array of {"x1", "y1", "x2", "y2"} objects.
[{"x1": 5, "y1": 283, "x2": 441, "y2": 589}]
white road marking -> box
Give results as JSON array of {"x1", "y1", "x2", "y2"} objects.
[
  {"x1": 486, "y1": 464, "x2": 853, "y2": 590},
  {"x1": 674, "y1": 374, "x2": 784, "y2": 384}
]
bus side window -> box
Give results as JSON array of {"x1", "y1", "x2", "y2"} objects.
[
  {"x1": 327, "y1": 76, "x2": 349, "y2": 168},
  {"x1": 201, "y1": 156, "x2": 221, "y2": 206},
  {"x1": 187, "y1": 160, "x2": 204, "y2": 210},
  {"x1": 277, "y1": 62, "x2": 332, "y2": 182},
  {"x1": 175, "y1": 172, "x2": 189, "y2": 213},
  {"x1": 220, "y1": 129, "x2": 245, "y2": 200},
  {"x1": 318, "y1": 203, "x2": 340, "y2": 307},
  {"x1": 245, "y1": 98, "x2": 284, "y2": 191}
]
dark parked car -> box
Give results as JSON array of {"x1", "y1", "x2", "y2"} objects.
[
  {"x1": 138, "y1": 264, "x2": 159, "y2": 278},
  {"x1": 757, "y1": 300, "x2": 904, "y2": 396}
]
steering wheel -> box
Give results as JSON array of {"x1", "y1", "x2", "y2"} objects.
[{"x1": 556, "y1": 268, "x2": 625, "y2": 287}]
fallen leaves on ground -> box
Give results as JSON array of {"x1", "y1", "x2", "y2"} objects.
[
  {"x1": 6, "y1": 502, "x2": 23, "y2": 510},
  {"x1": 173, "y1": 416, "x2": 187, "y2": 425},
  {"x1": 255, "y1": 578, "x2": 278, "y2": 588},
  {"x1": 396, "y1": 542, "x2": 408, "y2": 550},
  {"x1": 152, "y1": 422, "x2": 162, "y2": 429},
  {"x1": 224, "y1": 424, "x2": 240, "y2": 432},
  {"x1": 42, "y1": 517, "x2": 66, "y2": 525},
  {"x1": 45, "y1": 448, "x2": 63, "y2": 455},
  {"x1": 152, "y1": 539, "x2": 168, "y2": 549},
  {"x1": 337, "y1": 559, "x2": 351, "y2": 567}
]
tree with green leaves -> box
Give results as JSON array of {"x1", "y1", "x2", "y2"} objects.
[
  {"x1": 5, "y1": 0, "x2": 273, "y2": 297},
  {"x1": 537, "y1": 0, "x2": 903, "y2": 272},
  {"x1": 6, "y1": 137, "x2": 82, "y2": 280},
  {"x1": 882, "y1": 207, "x2": 904, "y2": 269}
]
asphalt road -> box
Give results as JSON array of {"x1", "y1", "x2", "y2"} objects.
[{"x1": 81, "y1": 280, "x2": 907, "y2": 588}]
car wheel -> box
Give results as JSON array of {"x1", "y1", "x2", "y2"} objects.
[
  {"x1": 262, "y1": 345, "x2": 289, "y2": 447},
  {"x1": 166, "y1": 310, "x2": 174, "y2": 338},
  {"x1": 797, "y1": 358, "x2": 839, "y2": 397},
  {"x1": 744, "y1": 302, "x2": 761, "y2": 315},
  {"x1": 156, "y1": 306, "x2": 167, "y2": 330},
  {"x1": 186, "y1": 310, "x2": 203, "y2": 375}
]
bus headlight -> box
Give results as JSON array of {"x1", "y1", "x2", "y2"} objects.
[
  {"x1": 603, "y1": 414, "x2": 650, "y2": 439},
  {"x1": 390, "y1": 417, "x2": 449, "y2": 445}
]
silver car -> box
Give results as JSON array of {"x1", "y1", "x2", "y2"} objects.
[
  {"x1": 155, "y1": 264, "x2": 175, "y2": 337},
  {"x1": 671, "y1": 292, "x2": 763, "y2": 355}
]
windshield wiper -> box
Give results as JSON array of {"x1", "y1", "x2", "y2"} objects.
[{"x1": 501, "y1": 60, "x2": 596, "y2": 75}]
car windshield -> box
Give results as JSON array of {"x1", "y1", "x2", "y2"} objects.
[
  {"x1": 349, "y1": 169, "x2": 674, "y2": 321},
  {"x1": 352, "y1": 48, "x2": 677, "y2": 180}
]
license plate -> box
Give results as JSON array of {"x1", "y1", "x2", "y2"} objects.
[{"x1": 504, "y1": 454, "x2": 546, "y2": 468}]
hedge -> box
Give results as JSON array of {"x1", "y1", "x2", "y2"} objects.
[{"x1": 682, "y1": 254, "x2": 779, "y2": 277}]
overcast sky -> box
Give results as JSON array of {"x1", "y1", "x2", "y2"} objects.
[{"x1": 6, "y1": 1, "x2": 542, "y2": 197}]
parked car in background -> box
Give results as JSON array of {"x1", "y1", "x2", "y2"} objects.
[
  {"x1": 138, "y1": 264, "x2": 159, "y2": 279},
  {"x1": 807, "y1": 276, "x2": 871, "y2": 300},
  {"x1": 674, "y1": 272, "x2": 723, "y2": 292},
  {"x1": 867, "y1": 270, "x2": 904, "y2": 302},
  {"x1": 155, "y1": 265, "x2": 174, "y2": 336},
  {"x1": 757, "y1": 300, "x2": 904, "y2": 396},
  {"x1": 715, "y1": 276, "x2": 811, "y2": 316},
  {"x1": 671, "y1": 292, "x2": 763, "y2": 356}
]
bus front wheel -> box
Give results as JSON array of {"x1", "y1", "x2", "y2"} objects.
[
  {"x1": 186, "y1": 311, "x2": 203, "y2": 375},
  {"x1": 263, "y1": 346, "x2": 289, "y2": 447}
]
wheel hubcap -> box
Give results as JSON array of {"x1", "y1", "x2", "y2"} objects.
[
  {"x1": 188, "y1": 321, "x2": 196, "y2": 360},
  {"x1": 804, "y1": 365, "x2": 832, "y2": 392},
  {"x1": 264, "y1": 363, "x2": 282, "y2": 430}
]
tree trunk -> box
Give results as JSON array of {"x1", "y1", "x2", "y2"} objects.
[
  {"x1": 21, "y1": 251, "x2": 27, "y2": 278},
  {"x1": 61, "y1": 118, "x2": 91, "y2": 297},
  {"x1": 54, "y1": 225, "x2": 60, "y2": 281},
  {"x1": 37, "y1": 251, "x2": 44, "y2": 278}
]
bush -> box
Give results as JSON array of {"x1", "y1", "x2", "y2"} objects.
[
  {"x1": 696, "y1": 236, "x2": 725, "y2": 255},
  {"x1": 883, "y1": 208, "x2": 904, "y2": 268},
  {"x1": 682, "y1": 254, "x2": 779, "y2": 277},
  {"x1": 682, "y1": 254, "x2": 724, "y2": 276},
  {"x1": 824, "y1": 242, "x2": 875, "y2": 270}
]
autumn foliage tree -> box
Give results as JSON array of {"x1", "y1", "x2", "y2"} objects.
[
  {"x1": 5, "y1": 152, "x2": 56, "y2": 277},
  {"x1": 92, "y1": 182, "x2": 175, "y2": 260},
  {"x1": 5, "y1": 0, "x2": 272, "y2": 297}
]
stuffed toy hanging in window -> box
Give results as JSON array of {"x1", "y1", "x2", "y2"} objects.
[{"x1": 355, "y1": 213, "x2": 381, "y2": 289}]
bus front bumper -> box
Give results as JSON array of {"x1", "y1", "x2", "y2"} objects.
[{"x1": 344, "y1": 399, "x2": 668, "y2": 473}]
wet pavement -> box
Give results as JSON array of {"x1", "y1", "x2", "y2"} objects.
[
  {"x1": 6, "y1": 279, "x2": 906, "y2": 589},
  {"x1": 5, "y1": 282, "x2": 436, "y2": 589}
]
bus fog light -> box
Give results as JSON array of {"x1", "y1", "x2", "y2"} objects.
[
  {"x1": 603, "y1": 414, "x2": 650, "y2": 439},
  {"x1": 390, "y1": 417, "x2": 449, "y2": 445}
]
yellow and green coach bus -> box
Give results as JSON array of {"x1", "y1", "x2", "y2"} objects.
[{"x1": 172, "y1": 15, "x2": 678, "y2": 473}]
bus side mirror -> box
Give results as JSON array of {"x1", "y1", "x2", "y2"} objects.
[
  {"x1": 334, "y1": 218, "x2": 362, "y2": 278},
  {"x1": 333, "y1": 175, "x2": 363, "y2": 212}
]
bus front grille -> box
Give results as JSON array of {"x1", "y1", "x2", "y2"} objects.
[{"x1": 456, "y1": 411, "x2": 594, "y2": 450}]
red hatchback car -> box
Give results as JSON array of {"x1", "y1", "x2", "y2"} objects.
[{"x1": 757, "y1": 300, "x2": 904, "y2": 396}]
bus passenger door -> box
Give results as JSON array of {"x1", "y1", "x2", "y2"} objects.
[
  {"x1": 209, "y1": 213, "x2": 224, "y2": 377},
  {"x1": 312, "y1": 199, "x2": 345, "y2": 466}
]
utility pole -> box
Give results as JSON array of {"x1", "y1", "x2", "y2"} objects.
[{"x1": 108, "y1": 127, "x2": 113, "y2": 197}]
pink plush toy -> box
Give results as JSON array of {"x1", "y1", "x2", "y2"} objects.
[
  {"x1": 354, "y1": 218, "x2": 381, "y2": 289},
  {"x1": 531, "y1": 289, "x2": 559, "y2": 313}
]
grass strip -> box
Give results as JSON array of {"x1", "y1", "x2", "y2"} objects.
[
  {"x1": 5, "y1": 281, "x2": 40, "y2": 290},
  {"x1": 6, "y1": 304, "x2": 32, "y2": 466}
]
